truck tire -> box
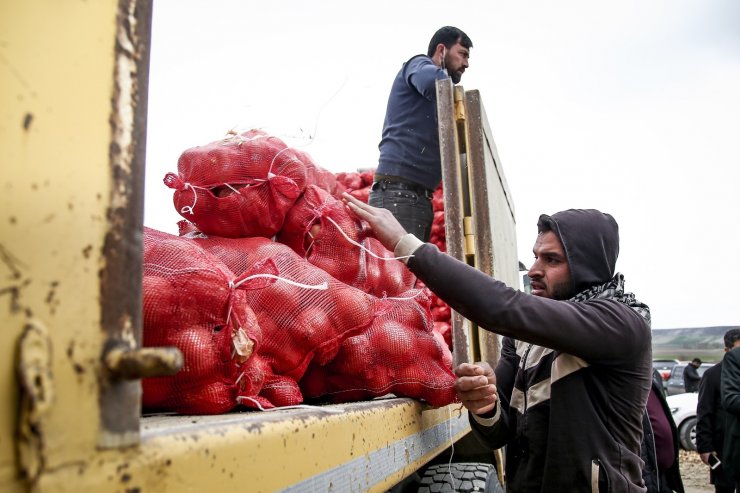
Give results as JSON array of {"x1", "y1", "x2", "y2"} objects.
[
  {"x1": 417, "y1": 463, "x2": 503, "y2": 493},
  {"x1": 679, "y1": 417, "x2": 697, "y2": 451}
]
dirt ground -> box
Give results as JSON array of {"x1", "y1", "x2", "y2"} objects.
[{"x1": 680, "y1": 449, "x2": 714, "y2": 493}]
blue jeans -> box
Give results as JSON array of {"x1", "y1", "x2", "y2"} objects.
[{"x1": 368, "y1": 181, "x2": 434, "y2": 242}]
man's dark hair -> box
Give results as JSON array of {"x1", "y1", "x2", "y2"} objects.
[
  {"x1": 691, "y1": 357, "x2": 702, "y2": 364},
  {"x1": 724, "y1": 328, "x2": 740, "y2": 348},
  {"x1": 427, "y1": 26, "x2": 473, "y2": 57}
]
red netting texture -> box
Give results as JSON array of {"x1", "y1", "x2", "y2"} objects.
[
  {"x1": 277, "y1": 185, "x2": 416, "y2": 297},
  {"x1": 335, "y1": 170, "x2": 374, "y2": 203},
  {"x1": 163, "y1": 129, "x2": 307, "y2": 238},
  {"x1": 292, "y1": 148, "x2": 345, "y2": 198},
  {"x1": 195, "y1": 236, "x2": 377, "y2": 403},
  {"x1": 141, "y1": 227, "x2": 265, "y2": 414},
  {"x1": 299, "y1": 289, "x2": 457, "y2": 407}
]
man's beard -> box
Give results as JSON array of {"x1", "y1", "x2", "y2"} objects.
[
  {"x1": 448, "y1": 69, "x2": 462, "y2": 84},
  {"x1": 550, "y1": 280, "x2": 574, "y2": 301}
]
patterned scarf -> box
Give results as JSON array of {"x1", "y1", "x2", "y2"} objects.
[{"x1": 569, "y1": 272, "x2": 651, "y2": 326}]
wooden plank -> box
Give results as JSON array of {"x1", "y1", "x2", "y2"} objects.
[
  {"x1": 464, "y1": 90, "x2": 520, "y2": 367},
  {"x1": 437, "y1": 79, "x2": 472, "y2": 366}
]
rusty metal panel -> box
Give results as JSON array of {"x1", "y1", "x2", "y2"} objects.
[
  {"x1": 464, "y1": 90, "x2": 520, "y2": 367},
  {"x1": 1, "y1": 0, "x2": 152, "y2": 490},
  {"x1": 436, "y1": 79, "x2": 473, "y2": 366},
  {"x1": 33, "y1": 400, "x2": 470, "y2": 493},
  {"x1": 98, "y1": 0, "x2": 153, "y2": 449}
]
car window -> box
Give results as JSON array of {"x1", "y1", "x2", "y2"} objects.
[{"x1": 670, "y1": 365, "x2": 686, "y2": 378}]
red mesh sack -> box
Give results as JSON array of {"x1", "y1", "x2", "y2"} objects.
[
  {"x1": 335, "y1": 171, "x2": 363, "y2": 191},
  {"x1": 423, "y1": 185, "x2": 452, "y2": 345},
  {"x1": 277, "y1": 185, "x2": 415, "y2": 297},
  {"x1": 335, "y1": 170, "x2": 373, "y2": 202},
  {"x1": 164, "y1": 129, "x2": 307, "y2": 238},
  {"x1": 299, "y1": 289, "x2": 457, "y2": 407},
  {"x1": 195, "y1": 236, "x2": 377, "y2": 397},
  {"x1": 141, "y1": 227, "x2": 265, "y2": 414},
  {"x1": 293, "y1": 148, "x2": 345, "y2": 198}
]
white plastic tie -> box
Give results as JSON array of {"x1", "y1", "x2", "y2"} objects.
[
  {"x1": 224, "y1": 183, "x2": 241, "y2": 194},
  {"x1": 446, "y1": 405, "x2": 458, "y2": 491},
  {"x1": 383, "y1": 290, "x2": 425, "y2": 301},
  {"x1": 324, "y1": 216, "x2": 413, "y2": 261},
  {"x1": 236, "y1": 396, "x2": 344, "y2": 414},
  {"x1": 232, "y1": 273, "x2": 328, "y2": 291},
  {"x1": 180, "y1": 183, "x2": 209, "y2": 215}
]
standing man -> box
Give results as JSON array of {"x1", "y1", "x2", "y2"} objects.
[
  {"x1": 684, "y1": 358, "x2": 703, "y2": 392},
  {"x1": 697, "y1": 328, "x2": 740, "y2": 493},
  {"x1": 369, "y1": 26, "x2": 472, "y2": 242},
  {"x1": 343, "y1": 196, "x2": 653, "y2": 492},
  {"x1": 721, "y1": 334, "x2": 740, "y2": 491}
]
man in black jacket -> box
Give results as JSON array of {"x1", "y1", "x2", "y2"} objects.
[
  {"x1": 343, "y1": 197, "x2": 653, "y2": 492},
  {"x1": 696, "y1": 328, "x2": 740, "y2": 493},
  {"x1": 721, "y1": 339, "x2": 740, "y2": 491},
  {"x1": 684, "y1": 358, "x2": 702, "y2": 393}
]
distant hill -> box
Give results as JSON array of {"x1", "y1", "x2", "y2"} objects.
[{"x1": 652, "y1": 326, "x2": 739, "y2": 362}]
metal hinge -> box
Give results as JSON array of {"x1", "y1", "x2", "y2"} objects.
[
  {"x1": 454, "y1": 86, "x2": 466, "y2": 122},
  {"x1": 463, "y1": 216, "x2": 475, "y2": 257}
]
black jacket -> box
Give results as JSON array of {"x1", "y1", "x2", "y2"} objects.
[
  {"x1": 721, "y1": 347, "x2": 740, "y2": 481},
  {"x1": 641, "y1": 371, "x2": 684, "y2": 493},
  {"x1": 407, "y1": 209, "x2": 652, "y2": 492},
  {"x1": 697, "y1": 360, "x2": 735, "y2": 488},
  {"x1": 683, "y1": 364, "x2": 701, "y2": 393}
]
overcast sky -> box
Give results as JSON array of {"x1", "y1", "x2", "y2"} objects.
[{"x1": 144, "y1": 0, "x2": 740, "y2": 330}]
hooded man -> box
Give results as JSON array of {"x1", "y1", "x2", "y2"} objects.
[{"x1": 341, "y1": 199, "x2": 653, "y2": 492}]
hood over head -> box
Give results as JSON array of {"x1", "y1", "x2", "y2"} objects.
[{"x1": 537, "y1": 209, "x2": 619, "y2": 295}]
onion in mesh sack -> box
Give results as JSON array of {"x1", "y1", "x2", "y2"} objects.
[{"x1": 164, "y1": 129, "x2": 307, "y2": 238}]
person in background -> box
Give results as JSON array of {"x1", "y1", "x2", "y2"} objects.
[
  {"x1": 683, "y1": 357, "x2": 702, "y2": 392},
  {"x1": 369, "y1": 26, "x2": 472, "y2": 242},
  {"x1": 642, "y1": 368, "x2": 685, "y2": 493},
  {"x1": 343, "y1": 196, "x2": 652, "y2": 492},
  {"x1": 721, "y1": 334, "x2": 740, "y2": 491},
  {"x1": 697, "y1": 328, "x2": 740, "y2": 493}
]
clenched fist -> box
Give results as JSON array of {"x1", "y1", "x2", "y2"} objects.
[{"x1": 454, "y1": 362, "x2": 498, "y2": 415}]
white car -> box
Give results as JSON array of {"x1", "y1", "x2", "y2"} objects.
[{"x1": 666, "y1": 392, "x2": 698, "y2": 451}]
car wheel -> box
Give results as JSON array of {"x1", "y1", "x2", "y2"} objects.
[{"x1": 679, "y1": 417, "x2": 697, "y2": 451}]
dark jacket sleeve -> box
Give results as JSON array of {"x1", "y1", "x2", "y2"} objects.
[
  {"x1": 469, "y1": 336, "x2": 518, "y2": 449},
  {"x1": 407, "y1": 244, "x2": 650, "y2": 366},
  {"x1": 722, "y1": 348, "x2": 740, "y2": 414},
  {"x1": 696, "y1": 364, "x2": 720, "y2": 454},
  {"x1": 720, "y1": 348, "x2": 740, "y2": 481}
]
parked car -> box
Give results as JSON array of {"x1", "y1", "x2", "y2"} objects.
[
  {"x1": 652, "y1": 359, "x2": 681, "y2": 384},
  {"x1": 665, "y1": 363, "x2": 713, "y2": 395},
  {"x1": 666, "y1": 392, "x2": 697, "y2": 450}
]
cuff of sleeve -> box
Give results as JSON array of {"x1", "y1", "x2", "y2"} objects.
[
  {"x1": 394, "y1": 234, "x2": 424, "y2": 264},
  {"x1": 471, "y1": 401, "x2": 501, "y2": 428}
]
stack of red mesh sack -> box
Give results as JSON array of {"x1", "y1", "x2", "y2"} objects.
[
  {"x1": 163, "y1": 130, "x2": 308, "y2": 238},
  {"x1": 335, "y1": 172, "x2": 454, "y2": 350},
  {"x1": 277, "y1": 185, "x2": 416, "y2": 297},
  {"x1": 300, "y1": 289, "x2": 456, "y2": 406},
  {"x1": 143, "y1": 132, "x2": 456, "y2": 414},
  {"x1": 335, "y1": 169, "x2": 374, "y2": 202},
  {"x1": 141, "y1": 227, "x2": 268, "y2": 413}
]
